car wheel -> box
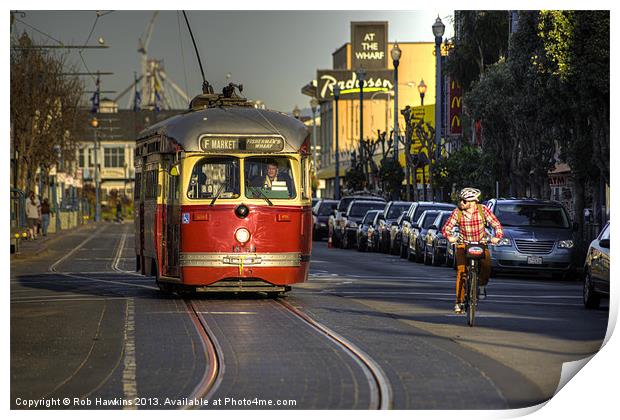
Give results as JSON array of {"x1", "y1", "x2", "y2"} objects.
[
  {"x1": 342, "y1": 232, "x2": 349, "y2": 249},
  {"x1": 415, "y1": 242, "x2": 424, "y2": 263},
  {"x1": 400, "y1": 242, "x2": 407, "y2": 258},
  {"x1": 583, "y1": 272, "x2": 601, "y2": 309},
  {"x1": 432, "y1": 247, "x2": 440, "y2": 266},
  {"x1": 423, "y1": 246, "x2": 431, "y2": 265},
  {"x1": 407, "y1": 243, "x2": 414, "y2": 262}
]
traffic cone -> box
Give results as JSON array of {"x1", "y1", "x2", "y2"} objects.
[{"x1": 328, "y1": 235, "x2": 333, "y2": 248}]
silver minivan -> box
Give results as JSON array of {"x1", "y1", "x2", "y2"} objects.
[{"x1": 485, "y1": 199, "x2": 577, "y2": 279}]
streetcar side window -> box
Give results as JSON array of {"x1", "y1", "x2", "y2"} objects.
[
  {"x1": 244, "y1": 157, "x2": 296, "y2": 200},
  {"x1": 187, "y1": 157, "x2": 240, "y2": 200},
  {"x1": 134, "y1": 172, "x2": 141, "y2": 201}
]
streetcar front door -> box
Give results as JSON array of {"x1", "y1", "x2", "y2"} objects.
[{"x1": 162, "y1": 159, "x2": 181, "y2": 277}]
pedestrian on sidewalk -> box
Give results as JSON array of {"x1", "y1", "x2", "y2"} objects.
[
  {"x1": 25, "y1": 191, "x2": 41, "y2": 240},
  {"x1": 41, "y1": 198, "x2": 51, "y2": 236},
  {"x1": 116, "y1": 201, "x2": 123, "y2": 223}
]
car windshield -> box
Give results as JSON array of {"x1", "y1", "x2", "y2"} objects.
[
  {"x1": 495, "y1": 204, "x2": 570, "y2": 228},
  {"x1": 362, "y1": 211, "x2": 379, "y2": 224},
  {"x1": 244, "y1": 156, "x2": 296, "y2": 199},
  {"x1": 420, "y1": 212, "x2": 440, "y2": 229},
  {"x1": 413, "y1": 204, "x2": 454, "y2": 221},
  {"x1": 187, "y1": 156, "x2": 240, "y2": 200},
  {"x1": 350, "y1": 202, "x2": 385, "y2": 217},
  {"x1": 318, "y1": 202, "x2": 337, "y2": 216},
  {"x1": 387, "y1": 204, "x2": 411, "y2": 219}
]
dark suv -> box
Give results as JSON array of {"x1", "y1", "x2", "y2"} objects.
[
  {"x1": 340, "y1": 200, "x2": 387, "y2": 249},
  {"x1": 312, "y1": 199, "x2": 338, "y2": 240},
  {"x1": 485, "y1": 198, "x2": 577, "y2": 279},
  {"x1": 328, "y1": 194, "x2": 386, "y2": 247},
  {"x1": 376, "y1": 201, "x2": 413, "y2": 254}
]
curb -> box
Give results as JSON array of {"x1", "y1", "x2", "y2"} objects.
[{"x1": 10, "y1": 222, "x2": 101, "y2": 260}]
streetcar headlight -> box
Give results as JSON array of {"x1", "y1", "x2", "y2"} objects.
[
  {"x1": 558, "y1": 240, "x2": 574, "y2": 248},
  {"x1": 235, "y1": 228, "x2": 251, "y2": 244}
]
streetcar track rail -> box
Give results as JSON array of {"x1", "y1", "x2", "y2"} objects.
[
  {"x1": 183, "y1": 299, "x2": 224, "y2": 409},
  {"x1": 275, "y1": 298, "x2": 393, "y2": 410}
]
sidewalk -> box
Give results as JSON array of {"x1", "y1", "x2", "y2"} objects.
[{"x1": 10, "y1": 222, "x2": 100, "y2": 260}]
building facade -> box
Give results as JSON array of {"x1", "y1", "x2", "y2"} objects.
[{"x1": 301, "y1": 21, "x2": 439, "y2": 198}]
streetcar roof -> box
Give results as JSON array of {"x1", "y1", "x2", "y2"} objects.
[{"x1": 137, "y1": 106, "x2": 309, "y2": 153}]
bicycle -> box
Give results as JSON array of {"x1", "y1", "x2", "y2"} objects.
[{"x1": 452, "y1": 235, "x2": 489, "y2": 327}]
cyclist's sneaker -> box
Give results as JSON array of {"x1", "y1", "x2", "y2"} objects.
[
  {"x1": 478, "y1": 286, "x2": 487, "y2": 300},
  {"x1": 454, "y1": 303, "x2": 464, "y2": 314}
]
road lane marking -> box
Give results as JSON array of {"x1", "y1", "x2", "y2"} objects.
[
  {"x1": 10, "y1": 297, "x2": 130, "y2": 304},
  {"x1": 195, "y1": 311, "x2": 257, "y2": 315},
  {"x1": 122, "y1": 298, "x2": 138, "y2": 410},
  {"x1": 48, "y1": 226, "x2": 108, "y2": 272}
]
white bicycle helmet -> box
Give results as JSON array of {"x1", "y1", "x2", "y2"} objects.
[{"x1": 459, "y1": 187, "x2": 481, "y2": 202}]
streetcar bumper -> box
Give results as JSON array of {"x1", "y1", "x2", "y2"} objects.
[{"x1": 178, "y1": 252, "x2": 310, "y2": 287}]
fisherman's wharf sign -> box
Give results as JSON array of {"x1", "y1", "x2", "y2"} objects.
[{"x1": 316, "y1": 70, "x2": 394, "y2": 100}]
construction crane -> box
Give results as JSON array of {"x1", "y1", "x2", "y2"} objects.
[
  {"x1": 138, "y1": 11, "x2": 159, "y2": 99},
  {"x1": 115, "y1": 11, "x2": 189, "y2": 110}
]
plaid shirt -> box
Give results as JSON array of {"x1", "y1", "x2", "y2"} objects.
[{"x1": 442, "y1": 205, "x2": 504, "y2": 242}]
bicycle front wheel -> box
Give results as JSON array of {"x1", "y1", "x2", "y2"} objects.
[{"x1": 467, "y1": 266, "x2": 478, "y2": 327}]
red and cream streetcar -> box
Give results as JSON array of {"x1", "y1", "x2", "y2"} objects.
[{"x1": 134, "y1": 92, "x2": 313, "y2": 295}]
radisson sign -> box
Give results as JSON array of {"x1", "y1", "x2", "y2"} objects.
[{"x1": 316, "y1": 69, "x2": 394, "y2": 100}]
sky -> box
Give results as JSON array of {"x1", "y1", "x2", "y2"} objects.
[{"x1": 10, "y1": 9, "x2": 454, "y2": 114}]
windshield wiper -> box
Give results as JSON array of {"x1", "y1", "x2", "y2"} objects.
[
  {"x1": 254, "y1": 187, "x2": 273, "y2": 206},
  {"x1": 209, "y1": 184, "x2": 226, "y2": 207}
]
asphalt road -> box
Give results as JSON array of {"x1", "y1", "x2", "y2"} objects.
[{"x1": 10, "y1": 223, "x2": 609, "y2": 410}]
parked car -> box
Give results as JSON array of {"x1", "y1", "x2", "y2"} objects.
[
  {"x1": 328, "y1": 194, "x2": 386, "y2": 247},
  {"x1": 400, "y1": 202, "x2": 456, "y2": 259},
  {"x1": 312, "y1": 199, "x2": 339, "y2": 240},
  {"x1": 390, "y1": 212, "x2": 409, "y2": 256},
  {"x1": 408, "y1": 210, "x2": 442, "y2": 262},
  {"x1": 356, "y1": 209, "x2": 382, "y2": 252},
  {"x1": 583, "y1": 222, "x2": 610, "y2": 309},
  {"x1": 341, "y1": 200, "x2": 387, "y2": 249},
  {"x1": 312, "y1": 197, "x2": 320, "y2": 208},
  {"x1": 446, "y1": 226, "x2": 460, "y2": 269},
  {"x1": 423, "y1": 211, "x2": 454, "y2": 266},
  {"x1": 377, "y1": 201, "x2": 413, "y2": 254},
  {"x1": 366, "y1": 211, "x2": 384, "y2": 252},
  {"x1": 485, "y1": 198, "x2": 577, "y2": 279}
]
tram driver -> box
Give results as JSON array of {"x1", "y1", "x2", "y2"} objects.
[{"x1": 247, "y1": 159, "x2": 294, "y2": 198}]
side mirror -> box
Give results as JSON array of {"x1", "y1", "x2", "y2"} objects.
[
  {"x1": 599, "y1": 238, "x2": 610, "y2": 249},
  {"x1": 170, "y1": 164, "x2": 180, "y2": 176}
]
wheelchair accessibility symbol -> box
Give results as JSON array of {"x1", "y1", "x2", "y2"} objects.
[{"x1": 182, "y1": 213, "x2": 190, "y2": 224}]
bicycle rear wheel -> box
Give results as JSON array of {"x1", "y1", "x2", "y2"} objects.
[{"x1": 467, "y1": 266, "x2": 478, "y2": 327}]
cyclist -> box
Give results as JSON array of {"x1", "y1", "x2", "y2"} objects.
[{"x1": 442, "y1": 188, "x2": 504, "y2": 314}]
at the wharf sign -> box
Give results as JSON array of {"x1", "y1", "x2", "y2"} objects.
[
  {"x1": 351, "y1": 21, "x2": 388, "y2": 70},
  {"x1": 316, "y1": 70, "x2": 394, "y2": 100}
]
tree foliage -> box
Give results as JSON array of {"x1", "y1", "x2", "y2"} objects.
[{"x1": 11, "y1": 33, "x2": 84, "y2": 192}]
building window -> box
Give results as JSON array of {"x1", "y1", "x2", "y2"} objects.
[
  {"x1": 79, "y1": 148, "x2": 85, "y2": 168},
  {"x1": 104, "y1": 147, "x2": 125, "y2": 168}
]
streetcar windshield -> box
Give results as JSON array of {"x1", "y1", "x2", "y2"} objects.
[
  {"x1": 187, "y1": 157, "x2": 240, "y2": 200},
  {"x1": 244, "y1": 156, "x2": 296, "y2": 199}
]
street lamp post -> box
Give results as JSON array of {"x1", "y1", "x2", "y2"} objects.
[
  {"x1": 310, "y1": 97, "x2": 319, "y2": 176},
  {"x1": 391, "y1": 43, "x2": 401, "y2": 163},
  {"x1": 333, "y1": 86, "x2": 341, "y2": 200},
  {"x1": 90, "y1": 117, "x2": 101, "y2": 222},
  {"x1": 418, "y1": 79, "x2": 427, "y2": 106},
  {"x1": 433, "y1": 16, "x2": 445, "y2": 201},
  {"x1": 356, "y1": 67, "x2": 366, "y2": 186}
]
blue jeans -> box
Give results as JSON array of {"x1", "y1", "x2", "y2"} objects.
[{"x1": 41, "y1": 214, "x2": 50, "y2": 236}]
